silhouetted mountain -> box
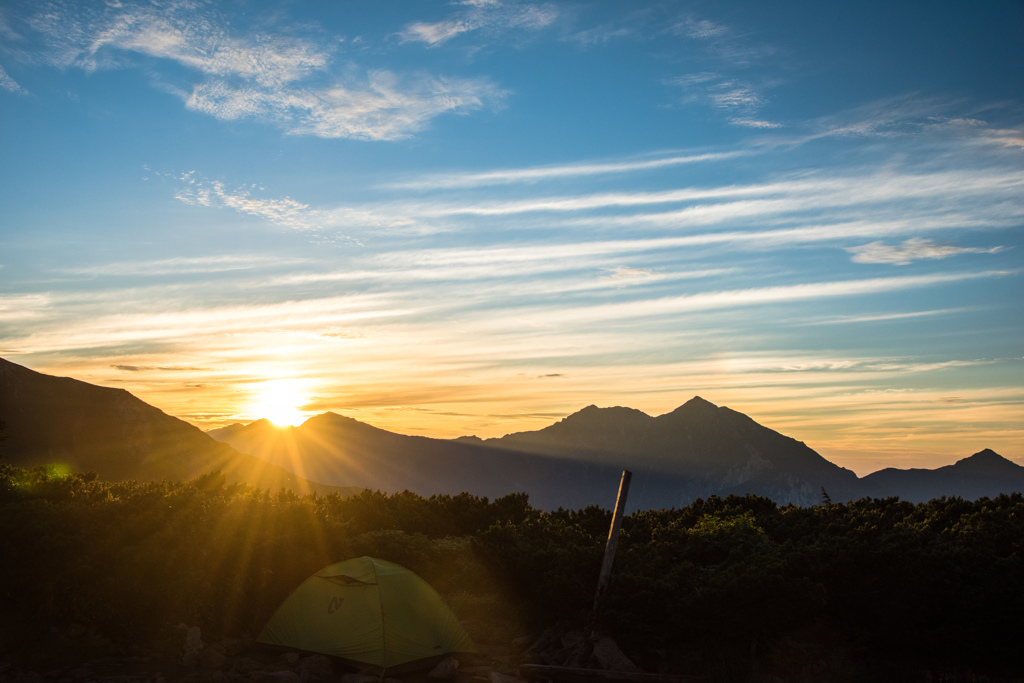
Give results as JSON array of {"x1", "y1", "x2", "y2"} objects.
[
  {"x1": 209, "y1": 398, "x2": 869, "y2": 508},
  {"x1": 487, "y1": 397, "x2": 865, "y2": 504},
  {"x1": 0, "y1": 358, "x2": 344, "y2": 494},
  {"x1": 862, "y1": 449, "x2": 1024, "y2": 503},
  {"x1": 7, "y1": 357, "x2": 1016, "y2": 508},
  {"x1": 207, "y1": 411, "x2": 629, "y2": 509}
]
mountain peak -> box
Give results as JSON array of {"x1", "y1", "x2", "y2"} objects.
[
  {"x1": 563, "y1": 404, "x2": 646, "y2": 419},
  {"x1": 951, "y1": 448, "x2": 1020, "y2": 474},
  {"x1": 658, "y1": 396, "x2": 720, "y2": 420}
]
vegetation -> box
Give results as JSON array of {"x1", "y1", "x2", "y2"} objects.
[{"x1": 1, "y1": 463, "x2": 1021, "y2": 680}]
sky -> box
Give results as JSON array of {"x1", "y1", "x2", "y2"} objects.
[{"x1": 1, "y1": 0, "x2": 1022, "y2": 475}]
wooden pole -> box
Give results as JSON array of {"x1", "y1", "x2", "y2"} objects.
[{"x1": 594, "y1": 469, "x2": 631, "y2": 612}]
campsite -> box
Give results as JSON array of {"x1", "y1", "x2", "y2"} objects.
[
  {"x1": 1, "y1": 464, "x2": 1022, "y2": 683},
  {"x1": 1, "y1": 2, "x2": 1022, "y2": 679}
]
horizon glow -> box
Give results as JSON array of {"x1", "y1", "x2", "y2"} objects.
[{"x1": 1, "y1": 0, "x2": 1022, "y2": 476}]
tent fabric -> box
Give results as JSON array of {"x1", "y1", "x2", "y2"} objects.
[{"x1": 258, "y1": 557, "x2": 475, "y2": 674}]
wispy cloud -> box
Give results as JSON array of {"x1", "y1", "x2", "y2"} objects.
[
  {"x1": 182, "y1": 69, "x2": 504, "y2": 141},
  {"x1": 399, "y1": 0, "x2": 558, "y2": 47},
  {"x1": 600, "y1": 266, "x2": 661, "y2": 287},
  {"x1": 730, "y1": 117, "x2": 781, "y2": 129},
  {"x1": 171, "y1": 171, "x2": 409, "y2": 238},
  {"x1": 797, "y1": 95, "x2": 1024, "y2": 150},
  {"x1": 0, "y1": 64, "x2": 27, "y2": 94},
  {"x1": 61, "y1": 255, "x2": 313, "y2": 277},
  {"x1": 17, "y1": 0, "x2": 503, "y2": 140},
  {"x1": 668, "y1": 73, "x2": 778, "y2": 126},
  {"x1": 509, "y1": 270, "x2": 1014, "y2": 327},
  {"x1": 173, "y1": 173, "x2": 316, "y2": 230},
  {"x1": 0, "y1": 294, "x2": 52, "y2": 321},
  {"x1": 847, "y1": 238, "x2": 1006, "y2": 265},
  {"x1": 802, "y1": 308, "x2": 970, "y2": 326},
  {"x1": 386, "y1": 151, "x2": 743, "y2": 189}
]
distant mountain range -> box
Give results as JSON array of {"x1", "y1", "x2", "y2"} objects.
[
  {"x1": 862, "y1": 448, "x2": 1024, "y2": 503},
  {"x1": 0, "y1": 358, "x2": 349, "y2": 496},
  {"x1": 3, "y1": 357, "x2": 1022, "y2": 508}
]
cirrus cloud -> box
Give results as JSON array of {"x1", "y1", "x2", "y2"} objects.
[
  {"x1": 847, "y1": 238, "x2": 1006, "y2": 265},
  {"x1": 16, "y1": 0, "x2": 504, "y2": 140}
]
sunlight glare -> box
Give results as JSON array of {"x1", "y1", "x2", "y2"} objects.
[{"x1": 250, "y1": 378, "x2": 310, "y2": 427}]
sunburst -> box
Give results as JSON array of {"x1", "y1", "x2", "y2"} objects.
[{"x1": 250, "y1": 378, "x2": 310, "y2": 427}]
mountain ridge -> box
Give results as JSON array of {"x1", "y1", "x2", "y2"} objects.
[
  {"x1": 3, "y1": 357, "x2": 1020, "y2": 508},
  {"x1": 0, "y1": 358, "x2": 349, "y2": 496},
  {"x1": 861, "y1": 447, "x2": 1024, "y2": 503}
]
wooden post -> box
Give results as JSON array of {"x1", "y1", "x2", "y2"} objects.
[{"x1": 594, "y1": 469, "x2": 631, "y2": 612}]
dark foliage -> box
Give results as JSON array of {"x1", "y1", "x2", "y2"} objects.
[{"x1": 1, "y1": 464, "x2": 1021, "y2": 680}]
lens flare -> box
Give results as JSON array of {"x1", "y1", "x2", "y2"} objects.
[{"x1": 250, "y1": 378, "x2": 309, "y2": 427}]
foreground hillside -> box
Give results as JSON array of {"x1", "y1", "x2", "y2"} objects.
[
  {"x1": 0, "y1": 358, "x2": 350, "y2": 496},
  {"x1": 1, "y1": 464, "x2": 1021, "y2": 682}
]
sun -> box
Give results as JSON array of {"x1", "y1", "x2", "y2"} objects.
[{"x1": 250, "y1": 379, "x2": 310, "y2": 427}]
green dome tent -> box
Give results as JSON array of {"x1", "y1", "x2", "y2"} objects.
[{"x1": 258, "y1": 557, "x2": 476, "y2": 675}]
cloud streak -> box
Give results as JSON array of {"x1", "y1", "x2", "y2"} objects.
[
  {"x1": 386, "y1": 151, "x2": 743, "y2": 189},
  {"x1": 17, "y1": 0, "x2": 504, "y2": 140},
  {"x1": 61, "y1": 255, "x2": 313, "y2": 277},
  {"x1": 846, "y1": 238, "x2": 1006, "y2": 265},
  {"x1": 0, "y1": 65, "x2": 27, "y2": 94},
  {"x1": 399, "y1": 0, "x2": 558, "y2": 46}
]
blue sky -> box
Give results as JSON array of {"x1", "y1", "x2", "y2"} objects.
[{"x1": 1, "y1": 0, "x2": 1022, "y2": 474}]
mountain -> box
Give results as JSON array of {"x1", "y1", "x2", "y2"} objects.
[
  {"x1": 207, "y1": 411, "x2": 631, "y2": 510},
  {"x1": 208, "y1": 398, "x2": 867, "y2": 508},
  {"x1": 486, "y1": 397, "x2": 867, "y2": 503},
  {"x1": 861, "y1": 449, "x2": 1024, "y2": 503},
  {"x1": 0, "y1": 358, "x2": 346, "y2": 495},
  {"x1": 7, "y1": 357, "x2": 1016, "y2": 508}
]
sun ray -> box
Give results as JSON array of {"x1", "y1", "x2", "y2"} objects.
[{"x1": 250, "y1": 378, "x2": 311, "y2": 427}]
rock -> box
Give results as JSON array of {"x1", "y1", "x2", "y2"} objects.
[
  {"x1": 562, "y1": 643, "x2": 590, "y2": 669},
  {"x1": 560, "y1": 631, "x2": 584, "y2": 650},
  {"x1": 340, "y1": 675, "x2": 378, "y2": 683},
  {"x1": 460, "y1": 666, "x2": 494, "y2": 676},
  {"x1": 250, "y1": 672, "x2": 301, "y2": 683},
  {"x1": 489, "y1": 673, "x2": 525, "y2": 683},
  {"x1": 200, "y1": 644, "x2": 228, "y2": 669},
  {"x1": 511, "y1": 636, "x2": 535, "y2": 651},
  {"x1": 221, "y1": 637, "x2": 255, "y2": 657},
  {"x1": 427, "y1": 656, "x2": 459, "y2": 680},
  {"x1": 591, "y1": 636, "x2": 638, "y2": 672},
  {"x1": 183, "y1": 626, "x2": 205, "y2": 667},
  {"x1": 297, "y1": 655, "x2": 334, "y2": 682},
  {"x1": 526, "y1": 636, "x2": 551, "y2": 654},
  {"x1": 232, "y1": 658, "x2": 265, "y2": 675}
]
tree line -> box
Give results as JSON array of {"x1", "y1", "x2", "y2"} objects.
[{"x1": 0, "y1": 463, "x2": 1021, "y2": 680}]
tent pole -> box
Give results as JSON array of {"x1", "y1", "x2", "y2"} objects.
[{"x1": 593, "y1": 469, "x2": 632, "y2": 614}]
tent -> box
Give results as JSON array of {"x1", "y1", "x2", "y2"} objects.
[{"x1": 258, "y1": 556, "x2": 476, "y2": 675}]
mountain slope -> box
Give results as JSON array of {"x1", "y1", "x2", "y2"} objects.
[
  {"x1": 489, "y1": 397, "x2": 865, "y2": 503},
  {"x1": 208, "y1": 411, "x2": 631, "y2": 509},
  {"x1": 0, "y1": 358, "x2": 343, "y2": 494},
  {"x1": 209, "y1": 398, "x2": 869, "y2": 507},
  {"x1": 862, "y1": 449, "x2": 1024, "y2": 503}
]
